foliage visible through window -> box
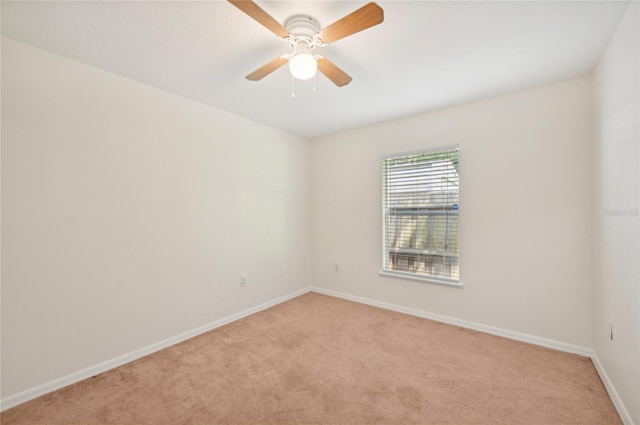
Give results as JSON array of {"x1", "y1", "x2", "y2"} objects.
[{"x1": 382, "y1": 146, "x2": 460, "y2": 284}]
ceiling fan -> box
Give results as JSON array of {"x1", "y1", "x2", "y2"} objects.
[{"x1": 228, "y1": 1, "x2": 384, "y2": 88}]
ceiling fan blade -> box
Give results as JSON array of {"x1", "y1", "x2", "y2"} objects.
[
  {"x1": 319, "y1": 2, "x2": 384, "y2": 44},
  {"x1": 317, "y1": 58, "x2": 352, "y2": 87},
  {"x1": 245, "y1": 57, "x2": 288, "y2": 81},
  {"x1": 228, "y1": 1, "x2": 289, "y2": 38}
]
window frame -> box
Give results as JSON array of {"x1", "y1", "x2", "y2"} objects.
[{"x1": 379, "y1": 145, "x2": 462, "y2": 287}]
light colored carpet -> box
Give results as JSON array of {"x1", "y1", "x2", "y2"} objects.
[{"x1": 1, "y1": 292, "x2": 621, "y2": 424}]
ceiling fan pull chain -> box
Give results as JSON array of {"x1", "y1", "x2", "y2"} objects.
[
  {"x1": 291, "y1": 76, "x2": 295, "y2": 98},
  {"x1": 313, "y1": 73, "x2": 316, "y2": 92}
]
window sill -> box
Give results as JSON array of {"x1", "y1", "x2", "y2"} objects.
[{"x1": 379, "y1": 270, "x2": 463, "y2": 287}]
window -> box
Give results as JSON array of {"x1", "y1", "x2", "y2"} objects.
[{"x1": 381, "y1": 146, "x2": 460, "y2": 285}]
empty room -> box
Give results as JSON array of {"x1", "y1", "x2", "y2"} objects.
[{"x1": 1, "y1": 1, "x2": 638, "y2": 424}]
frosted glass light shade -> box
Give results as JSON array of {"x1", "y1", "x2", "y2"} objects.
[{"x1": 288, "y1": 53, "x2": 317, "y2": 80}]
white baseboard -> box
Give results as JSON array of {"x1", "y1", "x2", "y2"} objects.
[
  {"x1": 3, "y1": 285, "x2": 633, "y2": 425},
  {"x1": 310, "y1": 287, "x2": 592, "y2": 356},
  {"x1": 0, "y1": 287, "x2": 312, "y2": 412},
  {"x1": 591, "y1": 353, "x2": 635, "y2": 425},
  {"x1": 311, "y1": 287, "x2": 634, "y2": 424}
]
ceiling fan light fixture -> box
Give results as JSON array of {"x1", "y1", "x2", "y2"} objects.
[{"x1": 288, "y1": 52, "x2": 317, "y2": 80}]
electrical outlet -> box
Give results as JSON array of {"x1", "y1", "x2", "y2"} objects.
[{"x1": 240, "y1": 276, "x2": 246, "y2": 287}]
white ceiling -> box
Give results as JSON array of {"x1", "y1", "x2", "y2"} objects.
[{"x1": 1, "y1": 1, "x2": 629, "y2": 139}]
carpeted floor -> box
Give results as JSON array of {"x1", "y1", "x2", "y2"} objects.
[{"x1": 1, "y1": 292, "x2": 621, "y2": 424}]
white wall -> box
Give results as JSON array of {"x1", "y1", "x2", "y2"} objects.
[
  {"x1": 311, "y1": 77, "x2": 593, "y2": 348},
  {"x1": 1, "y1": 37, "x2": 311, "y2": 399},
  {"x1": 592, "y1": 2, "x2": 640, "y2": 424}
]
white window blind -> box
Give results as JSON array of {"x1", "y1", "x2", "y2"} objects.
[{"x1": 382, "y1": 146, "x2": 460, "y2": 284}]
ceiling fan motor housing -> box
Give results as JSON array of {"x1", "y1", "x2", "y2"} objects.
[{"x1": 285, "y1": 15, "x2": 320, "y2": 40}]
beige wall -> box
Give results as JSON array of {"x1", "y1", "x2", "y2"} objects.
[
  {"x1": 311, "y1": 77, "x2": 593, "y2": 348},
  {"x1": 593, "y1": 3, "x2": 640, "y2": 423},
  {"x1": 1, "y1": 37, "x2": 311, "y2": 398}
]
